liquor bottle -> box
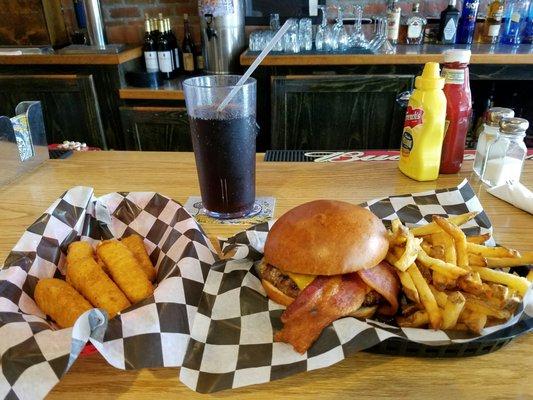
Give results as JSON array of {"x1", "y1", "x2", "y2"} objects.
[
  {"x1": 386, "y1": 0, "x2": 402, "y2": 45},
  {"x1": 157, "y1": 18, "x2": 174, "y2": 79},
  {"x1": 165, "y1": 18, "x2": 182, "y2": 74},
  {"x1": 143, "y1": 14, "x2": 159, "y2": 73},
  {"x1": 196, "y1": 38, "x2": 205, "y2": 73},
  {"x1": 182, "y1": 13, "x2": 197, "y2": 74},
  {"x1": 500, "y1": 0, "x2": 529, "y2": 45},
  {"x1": 481, "y1": 1, "x2": 504, "y2": 43},
  {"x1": 438, "y1": 0, "x2": 460, "y2": 44},
  {"x1": 406, "y1": 3, "x2": 427, "y2": 44},
  {"x1": 456, "y1": 0, "x2": 480, "y2": 44},
  {"x1": 522, "y1": 0, "x2": 533, "y2": 43}
]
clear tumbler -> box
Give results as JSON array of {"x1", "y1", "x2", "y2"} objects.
[{"x1": 183, "y1": 75, "x2": 257, "y2": 219}]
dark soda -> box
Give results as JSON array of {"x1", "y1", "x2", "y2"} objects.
[{"x1": 189, "y1": 106, "x2": 257, "y2": 218}]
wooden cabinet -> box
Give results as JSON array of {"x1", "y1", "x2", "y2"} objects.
[
  {"x1": 119, "y1": 106, "x2": 192, "y2": 151},
  {"x1": 0, "y1": 74, "x2": 107, "y2": 148},
  {"x1": 271, "y1": 74, "x2": 414, "y2": 150}
]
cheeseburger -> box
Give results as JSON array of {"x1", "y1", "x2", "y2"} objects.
[{"x1": 257, "y1": 200, "x2": 400, "y2": 353}]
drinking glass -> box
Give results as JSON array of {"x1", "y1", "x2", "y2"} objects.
[
  {"x1": 299, "y1": 18, "x2": 313, "y2": 51},
  {"x1": 183, "y1": 75, "x2": 258, "y2": 219},
  {"x1": 315, "y1": 5, "x2": 327, "y2": 51},
  {"x1": 283, "y1": 19, "x2": 300, "y2": 53},
  {"x1": 324, "y1": 7, "x2": 338, "y2": 52}
]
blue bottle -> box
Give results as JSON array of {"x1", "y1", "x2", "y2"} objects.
[
  {"x1": 523, "y1": 1, "x2": 533, "y2": 43},
  {"x1": 456, "y1": 0, "x2": 480, "y2": 44},
  {"x1": 500, "y1": 0, "x2": 530, "y2": 45}
]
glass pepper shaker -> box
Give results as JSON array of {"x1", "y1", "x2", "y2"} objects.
[
  {"x1": 473, "y1": 107, "x2": 515, "y2": 178},
  {"x1": 481, "y1": 117, "x2": 529, "y2": 187}
]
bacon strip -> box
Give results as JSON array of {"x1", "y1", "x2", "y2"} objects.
[
  {"x1": 357, "y1": 261, "x2": 400, "y2": 316},
  {"x1": 275, "y1": 262, "x2": 401, "y2": 353},
  {"x1": 275, "y1": 273, "x2": 368, "y2": 353}
]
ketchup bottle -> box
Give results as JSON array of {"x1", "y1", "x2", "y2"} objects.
[{"x1": 439, "y1": 49, "x2": 472, "y2": 174}]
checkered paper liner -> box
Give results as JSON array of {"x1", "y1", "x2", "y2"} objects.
[
  {"x1": 0, "y1": 186, "x2": 218, "y2": 400},
  {"x1": 179, "y1": 179, "x2": 533, "y2": 393}
]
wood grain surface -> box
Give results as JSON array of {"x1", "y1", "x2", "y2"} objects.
[
  {"x1": 119, "y1": 88, "x2": 185, "y2": 100},
  {"x1": 0, "y1": 151, "x2": 531, "y2": 399},
  {"x1": 0, "y1": 46, "x2": 142, "y2": 65},
  {"x1": 241, "y1": 44, "x2": 533, "y2": 66}
]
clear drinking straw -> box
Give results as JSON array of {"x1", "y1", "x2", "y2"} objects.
[{"x1": 217, "y1": 20, "x2": 292, "y2": 113}]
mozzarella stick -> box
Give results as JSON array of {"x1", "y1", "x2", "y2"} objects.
[
  {"x1": 67, "y1": 256, "x2": 131, "y2": 318},
  {"x1": 34, "y1": 278, "x2": 92, "y2": 328},
  {"x1": 67, "y1": 241, "x2": 94, "y2": 264},
  {"x1": 121, "y1": 234, "x2": 156, "y2": 281},
  {"x1": 97, "y1": 240, "x2": 154, "y2": 304}
]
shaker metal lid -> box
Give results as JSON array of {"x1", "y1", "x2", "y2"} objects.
[
  {"x1": 499, "y1": 117, "x2": 529, "y2": 134},
  {"x1": 486, "y1": 107, "x2": 515, "y2": 126}
]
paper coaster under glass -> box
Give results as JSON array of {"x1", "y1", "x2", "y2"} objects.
[{"x1": 184, "y1": 196, "x2": 276, "y2": 225}]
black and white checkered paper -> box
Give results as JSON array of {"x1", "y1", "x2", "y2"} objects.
[
  {"x1": 179, "y1": 179, "x2": 533, "y2": 393},
  {"x1": 0, "y1": 186, "x2": 217, "y2": 399}
]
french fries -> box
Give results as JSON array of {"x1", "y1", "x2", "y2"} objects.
[
  {"x1": 393, "y1": 231, "x2": 423, "y2": 272},
  {"x1": 397, "y1": 270, "x2": 420, "y2": 303},
  {"x1": 397, "y1": 310, "x2": 429, "y2": 328},
  {"x1": 433, "y1": 216, "x2": 469, "y2": 269},
  {"x1": 417, "y1": 249, "x2": 469, "y2": 279},
  {"x1": 468, "y1": 253, "x2": 487, "y2": 267},
  {"x1": 431, "y1": 232, "x2": 457, "y2": 289},
  {"x1": 463, "y1": 293, "x2": 511, "y2": 320},
  {"x1": 386, "y1": 213, "x2": 531, "y2": 335},
  {"x1": 470, "y1": 266, "x2": 530, "y2": 296},
  {"x1": 466, "y1": 233, "x2": 491, "y2": 244},
  {"x1": 460, "y1": 309, "x2": 487, "y2": 334},
  {"x1": 409, "y1": 212, "x2": 478, "y2": 236},
  {"x1": 408, "y1": 265, "x2": 442, "y2": 329},
  {"x1": 441, "y1": 291, "x2": 466, "y2": 330},
  {"x1": 485, "y1": 251, "x2": 533, "y2": 268},
  {"x1": 466, "y1": 242, "x2": 520, "y2": 258}
]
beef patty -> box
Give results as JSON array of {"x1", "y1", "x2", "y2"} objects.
[{"x1": 256, "y1": 259, "x2": 382, "y2": 305}]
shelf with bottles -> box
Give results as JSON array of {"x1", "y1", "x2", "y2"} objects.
[
  {"x1": 246, "y1": 0, "x2": 533, "y2": 54},
  {"x1": 142, "y1": 13, "x2": 205, "y2": 79}
]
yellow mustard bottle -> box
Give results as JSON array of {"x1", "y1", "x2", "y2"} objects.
[{"x1": 399, "y1": 62, "x2": 447, "y2": 181}]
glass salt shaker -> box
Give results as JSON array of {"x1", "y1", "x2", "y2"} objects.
[
  {"x1": 473, "y1": 107, "x2": 514, "y2": 178},
  {"x1": 481, "y1": 117, "x2": 528, "y2": 187}
]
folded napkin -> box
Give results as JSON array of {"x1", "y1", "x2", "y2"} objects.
[{"x1": 487, "y1": 181, "x2": 533, "y2": 215}]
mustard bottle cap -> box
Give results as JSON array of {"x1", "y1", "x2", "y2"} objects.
[{"x1": 415, "y1": 62, "x2": 445, "y2": 90}]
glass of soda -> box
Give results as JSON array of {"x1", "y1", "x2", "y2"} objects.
[{"x1": 183, "y1": 75, "x2": 258, "y2": 219}]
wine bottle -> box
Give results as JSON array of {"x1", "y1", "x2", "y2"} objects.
[
  {"x1": 182, "y1": 13, "x2": 197, "y2": 74},
  {"x1": 166, "y1": 18, "x2": 182, "y2": 74},
  {"x1": 143, "y1": 14, "x2": 159, "y2": 73},
  {"x1": 157, "y1": 18, "x2": 174, "y2": 79},
  {"x1": 438, "y1": 0, "x2": 460, "y2": 44}
]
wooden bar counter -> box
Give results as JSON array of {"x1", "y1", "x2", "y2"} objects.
[{"x1": 0, "y1": 151, "x2": 531, "y2": 399}]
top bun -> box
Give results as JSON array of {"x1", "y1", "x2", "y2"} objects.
[{"x1": 264, "y1": 200, "x2": 389, "y2": 276}]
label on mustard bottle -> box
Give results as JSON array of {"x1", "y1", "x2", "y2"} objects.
[{"x1": 401, "y1": 105, "x2": 424, "y2": 157}]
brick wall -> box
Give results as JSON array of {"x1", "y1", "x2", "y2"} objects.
[
  {"x1": 60, "y1": 0, "x2": 492, "y2": 46},
  {"x1": 61, "y1": 0, "x2": 199, "y2": 45}
]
